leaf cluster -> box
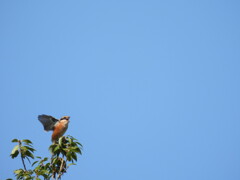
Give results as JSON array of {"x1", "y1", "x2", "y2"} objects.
[
  {"x1": 9, "y1": 136, "x2": 83, "y2": 180},
  {"x1": 10, "y1": 139, "x2": 35, "y2": 162},
  {"x1": 49, "y1": 136, "x2": 83, "y2": 179}
]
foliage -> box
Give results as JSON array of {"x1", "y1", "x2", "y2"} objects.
[{"x1": 9, "y1": 136, "x2": 83, "y2": 180}]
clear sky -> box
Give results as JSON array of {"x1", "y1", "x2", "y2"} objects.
[{"x1": 1, "y1": 0, "x2": 240, "y2": 179}]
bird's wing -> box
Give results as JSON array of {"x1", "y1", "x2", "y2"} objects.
[{"x1": 38, "y1": 114, "x2": 59, "y2": 131}]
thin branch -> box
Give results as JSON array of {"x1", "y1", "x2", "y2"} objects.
[
  {"x1": 51, "y1": 155, "x2": 56, "y2": 180},
  {"x1": 56, "y1": 157, "x2": 65, "y2": 180},
  {"x1": 18, "y1": 140, "x2": 27, "y2": 171}
]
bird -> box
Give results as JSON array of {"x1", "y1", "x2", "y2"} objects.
[{"x1": 38, "y1": 114, "x2": 70, "y2": 143}]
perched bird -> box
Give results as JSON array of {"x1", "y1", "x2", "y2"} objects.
[{"x1": 38, "y1": 114, "x2": 70, "y2": 143}]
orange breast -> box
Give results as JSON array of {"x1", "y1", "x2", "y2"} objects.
[{"x1": 52, "y1": 122, "x2": 68, "y2": 142}]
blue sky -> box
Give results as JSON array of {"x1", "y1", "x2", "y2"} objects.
[{"x1": 1, "y1": 0, "x2": 240, "y2": 179}]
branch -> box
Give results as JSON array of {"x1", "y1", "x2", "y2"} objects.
[
  {"x1": 56, "y1": 156, "x2": 65, "y2": 180},
  {"x1": 18, "y1": 140, "x2": 27, "y2": 171},
  {"x1": 51, "y1": 155, "x2": 56, "y2": 180}
]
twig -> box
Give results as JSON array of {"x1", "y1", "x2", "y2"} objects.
[
  {"x1": 51, "y1": 155, "x2": 56, "y2": 180},
  {"x1": 56, "y1": 156, "x2": 65, "y2": 180},
  {"x1": 18, "y1": 140, "x2": 27, "y2": 171}
]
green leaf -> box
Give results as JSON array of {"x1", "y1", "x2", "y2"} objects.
[
  {"x1": 22, "y1": 139, "x2": 33, "y2": 145},
  {"x1": 21, "y1": 145, "x2": 35, "y2": 153},
  {"x1": 39, "y1": 157, "x2": 48, "y2": 164},
  {"x1": 45, "y1": 162, "x2": 51, "y2": 169},
  {"x1": 32, "y1": 160, "x2": 39, "y2": 167},
  {"x1": 51, "y1": 157, "x2": 60, "y2": 165},
  {"x1": 67, "y1": 163, "x2": 76, "y2": 167},
  {"x1": 66, "y1": 152, "x2": 72, "y2": 161},
  {"x1": 72, "y1": 152, "x2": 77, "y2": 161},
  {"x1": 40, "y1": 170, "x2": 49, "y2": 174},
  {"x1": 25, "y1": 150, "x2": 34, "y2": 159},
  {"x1": 10, "y1": 145, "x2": 19, "y2": 158},
  {"x1": 34, "y1": 166, "x2": 41, "y2": 171},
  {"x1": 67, "y1": 135, "x2": 77, "y2": 141},
  {"x1": 11, "y1": 139, "x2": 19, "y2": 143},
  {"x1": 26, "y1": 146, "x2": 35, "y2": 153},
  {"x1": 49, "y1": 144, "x2": 57, "y2": 154},
  {"x1": 53, "y1": 145, "x2": 60, "y2": 152},
  {"x1": 14, "y1": 169, "x2": 23, "y2": 174},
  {"x1": 67, "y1": 136, "x2": 73, "y2": 144},
  {"x1": 70, "y1": 147, "x2": 82, "y2": 154},
  {"x1": 42, "y1": 174, "x2": 50, "y2": 179},
  {"x1": 76, "y1": 142, "x2": 83, "y2": 147},
  {"x1": 59, "y1": 136, "x2": 64, "y2": 146}
]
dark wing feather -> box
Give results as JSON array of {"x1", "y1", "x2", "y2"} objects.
[{"x1": 38, "y1": 114, "x2": 59, "y2": 131}]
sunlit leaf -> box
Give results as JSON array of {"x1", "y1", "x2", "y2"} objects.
[
  {"x1": 14, "y1": 169, "x2": 23, "y2": 174},
  {"x1": 10, "y1": 145, "x2": 19, "y2": 158},
  {"x1": 59, "y1": 136, "x2": 64, "y2": 146},
  {"x1": 67, "y1": 136, "x2": 73, "y2": 144},
  {"x1": 20, "y1": 145, "x2": 34, "y2": 152},
  {"x1": 35, "y1": 165, "x2": 41, "y2": 171},
  {"x1": 67, "y1": 163, "x2": 76, "y2": 167},
  {"x1": 53, "y1": 145, "x2": 60, "y2": 152},
  {"x1": 71, "y1": 147, "x2": 82, "y2": 154}
]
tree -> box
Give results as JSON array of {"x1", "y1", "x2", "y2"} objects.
[{"x1": 8, "y1": 136, "x2": 83, "y2": 180}]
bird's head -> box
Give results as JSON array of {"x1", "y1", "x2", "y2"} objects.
[{"x1": 60, "y1": 116, "x2": 70, "y2": 121}]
